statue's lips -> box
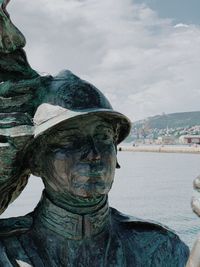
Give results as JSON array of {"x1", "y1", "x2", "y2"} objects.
[
  {"x1": 73, "y1": 172, "x2": 105, "y2": 187},
  {"x1": 73, "y1": 179, "x2": 105, "y2": 188},
  {"x1": 76, "y1": 172, "x2": 104, "y2": 178}
]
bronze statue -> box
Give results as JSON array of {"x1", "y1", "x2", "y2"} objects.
[{"x1": 0, "y1": 1, "x2": 191, "y2": 266}]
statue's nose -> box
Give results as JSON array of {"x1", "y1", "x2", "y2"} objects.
[
  {"x1": 81, "y1": 138, "x2": 101, "y2": 162},
  {"x1": 87, "y1": 148, "x2": 101, "y2": 162}
]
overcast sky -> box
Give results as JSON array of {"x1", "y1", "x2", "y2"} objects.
[{"x1": 8, "y1": 0, "x2": 200, "y2": 121}]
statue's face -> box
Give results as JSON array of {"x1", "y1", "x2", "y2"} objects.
[{"x1": 43, "y1": 116, "x2": 117, "y2": 198}]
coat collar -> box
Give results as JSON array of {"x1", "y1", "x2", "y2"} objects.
[{"x1": 33, "y1": 193, "x2": 110, "y2": 240}]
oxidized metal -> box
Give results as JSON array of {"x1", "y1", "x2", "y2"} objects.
[{"x1": 0, "y1": 1, "x2": 190, "y2": 266}]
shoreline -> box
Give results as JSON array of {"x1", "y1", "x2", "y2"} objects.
[{"x1": 118, "y1": 145, "x2": 200, "y2": 154}]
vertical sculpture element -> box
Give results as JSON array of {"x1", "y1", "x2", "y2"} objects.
[
  {"x1": 0, "y1": 0, "x2": 25, "y2": 53},
  {"x1": 0, "y1": 0, "x2": 40, "y2": 213},
  {"x1": 0, "y1": 0, "x2": 38, "y2": 81},
  {"x1": 0, "y1": 1, "x2": 190, "y2": 266}
]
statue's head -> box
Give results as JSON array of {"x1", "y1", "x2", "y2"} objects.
[
  {"x1": 28, "y1": 70, "x2": 131, "y2": 201},
  {"x1": 31, "y1": 114, "x2": 118, "y2": 199}
]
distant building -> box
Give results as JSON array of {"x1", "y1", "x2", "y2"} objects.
[
  {"x1": 156, "y1": 135, "x2": 176, "y2": 145},
  {"x1": 179, "y1": 135, "x2": 200, "y2": 145}
]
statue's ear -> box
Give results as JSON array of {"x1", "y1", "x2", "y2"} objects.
[
  {"x1": 116, "y1": 160, "x2": 121, "y2": 169},
  {"x1": 114, "y1": 141, "x2": 121, "y2": 169}
]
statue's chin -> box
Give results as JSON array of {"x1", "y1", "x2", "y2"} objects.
[{"x1": 71, "y1": 182, "x2": 111, "y2": 199}]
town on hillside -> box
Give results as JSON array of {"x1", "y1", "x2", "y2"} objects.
[{"x1": 126, "y1": 111, "x2": 200, "y2": 145}]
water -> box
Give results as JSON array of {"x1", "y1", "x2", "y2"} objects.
[{"x1": 1, "y1": 152, "x2": 200, "y2": 248}]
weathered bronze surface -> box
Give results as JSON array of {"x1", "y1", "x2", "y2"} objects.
[{"x1": 0, "y1": 1, "x2": 189, "y2": 266}]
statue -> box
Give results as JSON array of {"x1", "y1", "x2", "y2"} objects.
[{"x1": 0, "y1": 1, "x2": 191, "y2": 266}]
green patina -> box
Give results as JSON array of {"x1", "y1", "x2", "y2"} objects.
[{"x1": 0, "y1": 1, "x2": 189, "y2": 266}]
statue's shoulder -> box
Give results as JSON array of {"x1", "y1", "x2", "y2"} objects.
[
  {"x1": 110, "y1": 207, "x2": 175, "y2": 234},
  {"x1": 0, "y1": 213, "x2": 33, "y2": 238},
  {"x1": 0, "y1": 214, "x2": 33, "y2": 265},
  {"x1": 110, "y1": 207, "x2": 189, "y2": 265},
  {"x1": 110, "y1": 207, "x2": 189, "y2": 254}
]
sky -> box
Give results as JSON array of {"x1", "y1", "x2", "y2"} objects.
[{"x1": 8, "y1": 0, "x2": 200, "y2": 122}]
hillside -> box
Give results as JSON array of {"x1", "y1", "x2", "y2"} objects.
[{"x1": 133, "y1": 111, "x2": 200, "y2": 129}]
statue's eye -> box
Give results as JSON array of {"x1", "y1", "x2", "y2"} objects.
[
  {"x1": 49, "y1": 136, "x2": 85, "y2": 152},
  {"x1": 95, "y1": 133, "x2": 114, "y2": 143}
]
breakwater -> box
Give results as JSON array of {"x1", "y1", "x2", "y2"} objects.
[{"x1": 118, "y1": 145, "x2": 200, "y2": 154}]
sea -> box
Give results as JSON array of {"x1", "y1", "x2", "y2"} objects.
[{"x1": 1, "y1": 151, "x2": 200, "y2": 249}]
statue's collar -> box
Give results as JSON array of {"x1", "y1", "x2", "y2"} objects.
[{"x1": 33, "y1": 193, "x2": 110, "y2": 240}]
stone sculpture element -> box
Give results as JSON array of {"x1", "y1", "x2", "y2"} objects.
[
  {"x1": 0, "y1": 0, "x2": 38, "y2": 81},
  {"x1": 0, "y1": 0, "x2": 33, "y2": 214},
  {"x1": 0, "y1": 1, "x2": 190, "y2": 266},
  {"x1": 0, "y1": 0, "x2": 51, "y2": 214},
  {"x1": 0, "y1": 71, "x2": 189, "y2": 266}
]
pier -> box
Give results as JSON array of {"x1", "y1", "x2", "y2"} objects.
[{"x1": 118, "y1": 145, "x2": 200, "y2": 154}]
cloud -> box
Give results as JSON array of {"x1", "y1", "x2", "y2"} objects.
[
  {"x1": 8, "y1": 0, "x2": 200, "y2": 121},
  {"x1": 174, "y1": 23, "x2": 189, "y2": 28}
]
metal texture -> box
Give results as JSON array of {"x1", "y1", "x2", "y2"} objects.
[{"x1": 0, "y1": 1, "x2": 190, "y2": 266}]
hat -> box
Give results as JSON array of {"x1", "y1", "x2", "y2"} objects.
[{"x1": 33, "y1": 70, "x2": 131, "y2": 144}]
